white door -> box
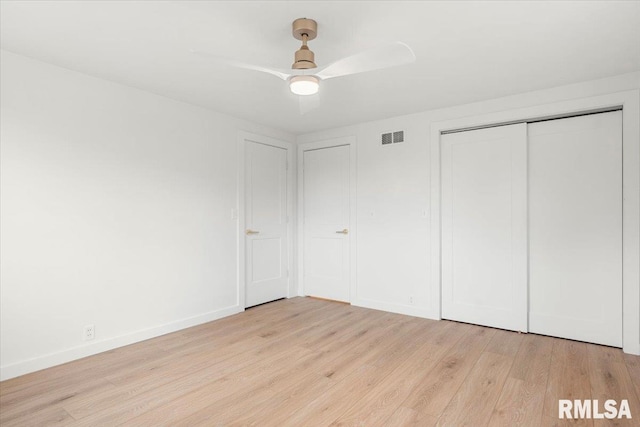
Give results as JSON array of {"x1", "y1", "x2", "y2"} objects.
[
  {"x1": 529, "y1": 111, "x2": 622, "y2": 347},
  {"x1": 303, "y1": 145, "x2": 350, "y2": 302},
  {"x1": 441, "y1": 123, "x2": 528, "y2": 332},
  {"x1": 245, "y1": 141, "x2": 288, "y2": 308}
]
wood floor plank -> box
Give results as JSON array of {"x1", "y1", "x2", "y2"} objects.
[
  {"x1": 123, "y1": 346, "x2": 316, "y2": 426},
  {"x1": 509, "y1": 333, "x2": 555, "y2": 384},
  {"x1": 0, "y1": 340, "x2": 169, "y2": 401},
  {"x1": 227, "y1": 322, "x2": 416, "y2": 426},
  {"x1": 70, "y1": 340, "x2": 285, "y2": 423},
  {"x1": 102, "y1": 325, "x2": 283, "y2": 387},
  {"x1": 309, "y1": 317, "x2": 426, "y2": 385},
  {"x1": 587, "y1": 344, "x2": 640, "y2": 426},
  {"x1": 484, "y1": 328, "x2": 525, "y2": 357},
  {"x1": 225, "y1": 372, "x2": 335, "y2": 427},
  {"x1": 327, "y1": 320, "x2": 468, "y2": 426},
  {"x1": 401, "y1": 324, "x2": 496, "y2": 421},
  {"x1": 488, "y1": 333, "x2": 554, "y2": 427},
  {"x1": 165, "y1": 297, "x2": 340, "y2": 352},
  {"x1": 0, "y1": 377, "x2": 114, "y2": 425},
  {"x1": 174, "y1": 313, "x2": 391, "y2": 426},
  {"x1": 81, "y1": 344, "x2": 313, "y2": 426},
  {"x1": 62, "y1": 336, "x2": 275, "y2": 420},
  {"x1": 69, "y1": 340, "x2": 271, "y2": 418},
  {"x1": 542, "y1": 414, "x2": 590, "y2": 427},
  {"x1": 285, "y1": 319, "x2": 442, "y2": 426},
  {"x1": 622, "y1": 353, "x2": 640, "y2": 402},
  {"x1": 385, "y1": 406, "x2": 437, "y2": 427},
  {"x1": 490, "y1": 378, "x2": 544, "y2": 427},
  {"x1": 436, "y1": 351, "x2": 513, "y2": 426},
  {"x1": 539, "y1": 339, "x2": 592, "y2": 427},
  {"x1": 175, "y1": 355, "x2": 335, "y2": 426},
  {"x1": 329, "y1": 341, "x2": 451, "y2": 426},
  {"x1": 280, "y1": 363, "x2": 392, "y2": 427},
  {"x1": 281, "y1": 305, "x2": 375, "y2": 351},
  {"x1": 0, "y1": 406, "x2": 75, "y2": 427}
]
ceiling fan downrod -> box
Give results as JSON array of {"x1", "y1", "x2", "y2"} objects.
[{"x1": 292, "y1": 18, "x2": 317, "y2": 70}]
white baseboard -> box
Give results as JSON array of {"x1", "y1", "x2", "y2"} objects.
[
  {"x1": 351, "y1": 297, "x2": 440, "y2": 320},
  {"x1": 0, "y1": 304, "x2": 242, "y2": 381},
  {"x1": 624, "y1": 341, "x2": 640, "y2": 356},
  {"x1": 353, "y1": 298, "x2": 640, "y2": 355}
]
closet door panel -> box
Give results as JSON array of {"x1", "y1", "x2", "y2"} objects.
[
  {"x1": 528, "y1": 111, "x2": 622, "y2": 347},
  {"x1": 441, "y1": 123, "x2": 528, "y2": 332}
]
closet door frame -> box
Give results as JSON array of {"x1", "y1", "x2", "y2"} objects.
[{"x1": 430, "y1": 90, "x2": 640, "y2": 355}]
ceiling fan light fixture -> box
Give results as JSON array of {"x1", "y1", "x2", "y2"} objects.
[{"x1": 289, "y1": 75, "x2": 319, "y2": 96}]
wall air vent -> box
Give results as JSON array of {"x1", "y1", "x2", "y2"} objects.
[
  {"x1": 381, "y1": 130, "x2": 405, "y2": 145},
  {"x1": 393, "y1": 131, "x2": 404, "y2": 143}
]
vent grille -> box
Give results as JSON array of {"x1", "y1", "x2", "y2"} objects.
[
  {"x1": 393, "y1": 131, "x2": 404, "y2": 143},
  {"x1": 381, "y1": 130, "x2": 405, "y2": 145}
]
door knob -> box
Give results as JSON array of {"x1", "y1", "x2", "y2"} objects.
[
  {"x1": 246, "y1": 229, "x2": 260, "y2": 235},
  {"x1": 335, "y1": 229, "x2": 349, "y2": 234}
]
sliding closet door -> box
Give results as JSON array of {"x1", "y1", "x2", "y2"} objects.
[
  {"x1": 529, "y1": 111, "x2": 622, "y2": 347},
  {"x1": 441, "y1": 123, "x2": 528, "y2": 332}
]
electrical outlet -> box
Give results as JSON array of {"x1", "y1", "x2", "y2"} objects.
[
  {"x1": 409, "y1": 296, "x2": 414, "y2": 304},
  {"x1": 84, "y1": 324, "x2": 95, "y2": 341}
]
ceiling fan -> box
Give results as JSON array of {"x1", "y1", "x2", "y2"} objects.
[{"x1": 191, "y1": 18, "x2": 416, "y2": 112}]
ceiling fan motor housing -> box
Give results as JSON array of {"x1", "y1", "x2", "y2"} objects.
[
  {"x1": 292, "y1": 18, "x2": 318, "y2": 69},
  {"x1": 293, "y1": 46, "x2": 316, "y2": 69}
]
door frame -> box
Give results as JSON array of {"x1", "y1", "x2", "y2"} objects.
[
  {"x1": 297, "y1": 136, "x2": 357, "y2": 302},
  {"x1": 430, "y1": 90, "x2": 640, "y2": 355},
  {"x1": 237, "y1": 131, "x2": 295, "y2": 309}
]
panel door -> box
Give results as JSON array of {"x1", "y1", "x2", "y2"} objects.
[
  {"x1": 441, "y1": 123, "x2": 528, "y2": 332},
  {"x1": 245, "y1": 141, "x2": 288, "y2": 308},
  {"x1": 529, "y1": 111, "x2": 622, "y2": 347},
  {"x1": 303, "y1": 145, "x2": 350, "y2": 302}
]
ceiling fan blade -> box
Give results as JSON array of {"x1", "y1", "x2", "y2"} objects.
[
  {"x1": 299, "y1": 93, "x2": 321, "y2": 115},
  {"x1": 316, "y1": 42, "x2": 415, "y2": 80},
  {"x1": 190, "y1": 49, "x2": 292, "y2": 81}
]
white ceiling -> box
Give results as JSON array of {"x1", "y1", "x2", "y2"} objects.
[{"x1": 1, "y1": 1, "x2": 639, "y2": 134}]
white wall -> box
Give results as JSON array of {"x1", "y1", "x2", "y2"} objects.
[
  {"x1": 297, "y1": 72, "x2": 640, "y2": 337},
  {"x1": 0, "y1": 50, "x2": 294, "y2": 380}
]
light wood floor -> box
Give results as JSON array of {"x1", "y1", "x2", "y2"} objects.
[{"x1": 1, "y1": 297, "x2": 639, "y2": 426}]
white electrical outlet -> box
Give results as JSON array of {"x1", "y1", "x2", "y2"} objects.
[
  {"x1": 409, "y1": 296, "x2": 414, "y2": 304},
  {"x1": 84, "y1": 324, "x2": 95, "y2": 341}
]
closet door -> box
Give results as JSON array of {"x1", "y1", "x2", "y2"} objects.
[
  {"x1": 528, "y1": 111, "x2": 622, "y2": 347},
  {"x1": 441, "y1": 123, "x2": 528, "y2": 332}
]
